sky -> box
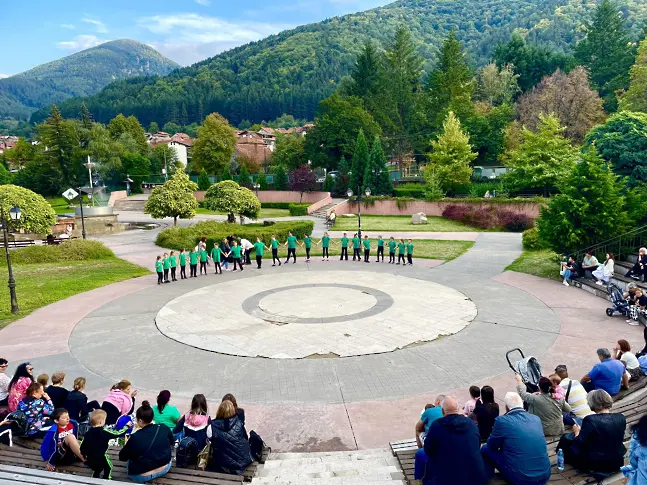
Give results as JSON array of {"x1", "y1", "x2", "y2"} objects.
[{"x1": 0, "y1": 0, "x2": 389, "y2": 77}]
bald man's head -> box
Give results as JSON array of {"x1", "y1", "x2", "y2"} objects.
[{"x1": 441, "y1": 396, "x2": 459, "y2": 416}]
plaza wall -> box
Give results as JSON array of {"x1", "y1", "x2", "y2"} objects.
[
  {"x1": 194, "y1": 190, "x2": 331, "y2": 204},
  {"x1": 330, "y1": 199, "x2": 542, "y2": 219},
  {"x1": 108, "y1": 190, "x2": 128, "y2": 207}
]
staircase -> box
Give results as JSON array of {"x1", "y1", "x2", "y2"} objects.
[
  {"x1": 113, "y1": 198, "x2": 148, "y2": 212},
  {"x1": 311, "y1": 200, "x2": 346, "y2": 219},
  {"x1": 251, "y1": 448, "x2": 405, "y2": 485}
]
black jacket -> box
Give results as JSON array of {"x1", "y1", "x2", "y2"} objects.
[
  {"x1": 81, "y1": 425, "x2": 130, "y2": 468},
  {"x1": 45, "y1": 385, "x2": 69, "y2": 410},
  {"x1": 472, "y1": 401, "x2": 500, "y2": 441},
  {"x1": 565, "y1": 413, "x2": 626, "y2": 473},
  {"x1": 64, "y1": 390, "x2": 89, "y2": 422},
  {"x1": 423, "y1": 414, "x2": 488, "y2": 485},
  {"x1": 119, "y1": 424, "x2": 174, "y2": 476},
  {"x1": 208, "y1": 415, "x2": 252, "y2": 475}
]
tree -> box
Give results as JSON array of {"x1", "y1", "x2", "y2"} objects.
[
  {"x1": 149, "y1": 145, "x2": 179, "y2": 176},
  {"x1": 272, "y1": 133, "x2": 308, "y2": 170},
  {"x1": 162, "y1": 122, "x2": 182, "y2": 135},
  {"x1": 107, "y1": 114, "x2": 148, "y2": 154},
  {"x1": 220, "y1": 166, "x2": 232, "y2": 181},
  {"x1": 238, "y1": 164, "x2": 251, "y2": 188},
  {"x1": 192, "y1": 113, "x2": 237, "y2": 175},
  {"x1": 37, "y1": 105, "x2": 79, "y2": 184},
  {"x1": 305, "y1": 94, "x2": 381, "y2": 170},
  {"x1": 464, "y1": 102, "x2": 515, "y2": 165},
  {"x1": 502, "y1": 114, "x2": 578, "y2": 195},
  {"x1": 204, "y1": 180, "x2": 260, "y2": 223},
  {"x1": 365, "y1": 137, "x2": 393, "y2": 195},
  {"x1": 5, "y1": 138, "x2": 35, "y2": 170},
  {"x1": 575, "y1": 0, "x2": 636, "y2": 111},
  {"x1": 334, "y1": 156, "x2": 350, "y2": 196},
  {"x1": 476, "y1": 63, "x2": 520, "y2": 106},
  {"x1": 425, "y1": 112, "x2": 476, "y2": 190},
  {"x1": 14, "y1": 160, "x2": 64, "y2": 197},
  {"x1": 424, "y1": 168, "x2": 445, "y2": 201},
  {"x1": 0, "y1": 164, "x2": 12, "y2": 186},
  {"x1": 323, "y1": 173, "x2": 335, "y2": 192},
  {"x1": 348, "y1": 41, "x2": 381, "y2": 100},
  {"x1": 257, "y1": 172, "x2": 268, "y2": 190},
  {"x1": 426, "y1": 30, "x2": 474, "y2": 128},
  {"x1": 80, "y1": 104, "x2": 93, "y2": 130},
  {"x1": 148, "y1": 122, "x2": 160, "y2": 133},
  {"x1": 517, "y1": 67, "x2": 606, "y2": 143},
  {"x1": 0, "y1": 185, "x2": 56, "y2": 234},
  {"x1": 350, "y1": 130, "x2": 370, "y2": 193},
  {"x1": 273, "y1": 165, "x2": 288, "y2": 190},
  {"x1": 537, "y1": 148, "x2": 629, "y2": 253},
  {"x1": 620, "y1": 37, "x2": 647, "y2": 113},
  {"x1": 585, "y1": 111, "x2": 647, "y2": 183},
  {"x1": 197, "y1": 169, "x2": 211, "y2": 190},
  {"x1": 289, "y1": 165, "x2": 318, "y2": 202},
  {"x1": 144, "y1": 168, "x2": 199, "y2": 225},
  {"x1": 121, "y1": 153, "x2": 151, "y2": 192}
]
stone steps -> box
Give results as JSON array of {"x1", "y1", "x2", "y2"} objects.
[
  {"x1": 113, "y1": 199, "x2": 147, "y2": 211},
  {"x1": 311, "y1": 203, "x2": 340, "y2": 219}
]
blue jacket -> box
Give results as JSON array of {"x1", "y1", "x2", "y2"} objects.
[
  {"x1": 40, "y1": 420, "x2": 79, "y2": 466},
  {"x1": 485, "y1": 408, "x2": 551, "y2": 485},
  {"x1": 423, "y1": 414, "x2": 487, "y2": 485}
]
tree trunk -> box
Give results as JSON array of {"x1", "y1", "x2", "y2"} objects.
[
  {"x1": 227, "y1": 213, "x2": 235, "y2": 223},
  {"x1": 174, "y1": 216, "x2": 178, "y2": 226}
]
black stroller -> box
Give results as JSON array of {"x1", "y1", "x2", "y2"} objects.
[
  {"x1": 605, "y1": 283, "x2": 631, "y2": 318},
  {"x1": 506, "y1": 348, "x2": 542, "y2": 393}
]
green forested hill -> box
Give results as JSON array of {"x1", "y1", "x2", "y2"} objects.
[
  {"x1": 32, "y1": 0, "x2": 647, "y2": 126},
  {"x1": 1, "y1": 40, "x2": 179, "y2": 120}
]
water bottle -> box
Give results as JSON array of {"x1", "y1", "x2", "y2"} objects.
[{"x1": 557, "y1": 448, "x2": 564, "y2": 471}]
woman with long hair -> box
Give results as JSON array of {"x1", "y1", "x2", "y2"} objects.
[
  {"x1": 614, "y1": 339, "x2": 642, "y2": 381},
  {"x1": 207, "y1": 400, "x2": 252, "y2": 475},
  {"x1": 100, "y1": 380, "x2": 137, "y2": 425},
  {"x1": 152, "y1": 390, "x2": 180, "y2": 430},
  {"x1": 8, "y1": 362, "x2": 34, "y2": 411},
  {"x1": 471, "y1": 386, "x2": 500, "y2": 441},
  {"x1": 174, "y1": 394, "x2": 211, "y2": 450},
  {"x1": 593, "y1": 252, "x2": 615, "y2": 286}
]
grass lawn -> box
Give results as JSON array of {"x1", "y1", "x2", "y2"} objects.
[
  {"x1": 255, "y1": 239, "x2": 473, "y2": 262},
  {"x1": 505, "y1": 250, "x2": 561, "y2": 280},
  {"x1": 47, "y1": 196, "x2": 91, "y2": 215},
  {"x1": 332, "y1": 215, "x2": 478, "y2": 232},
  {"x1": 0, "y1": 259, "x2": 149, "y2": 328},
  {"x1": 196, "y1": 207, "x2": 291, "y2": 218}
]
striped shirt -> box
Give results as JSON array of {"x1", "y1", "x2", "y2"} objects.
[{"x1": 559, "y1": 378, "x2": 593, "y2": 418}]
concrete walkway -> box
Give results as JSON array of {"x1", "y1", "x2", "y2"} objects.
[
  {"x1": 1, "y1": 229, "x2": 642, "y2": 453},
  {"x1": 327, "y1": 231, "x2": 478, "y2": 241}
]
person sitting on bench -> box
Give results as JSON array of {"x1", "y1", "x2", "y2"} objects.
[
  {"x1": 580, "y1": 348, "x2": 628, "y2": 395},
  {"x1": 626, "y1": 247, "x2": 647, "y2": 281}
]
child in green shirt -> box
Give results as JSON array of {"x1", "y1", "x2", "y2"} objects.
[
  {"x1": 179, "y1": 249, "x2": 187, "y2": 279},
  {"x1": 397, "y1": 239, "x2": 406, "y2": 265},
  {"x1": 211, "y1": 244, "x2": 222, "y2": 274},
  {"x1": 155, "y1": 256, "x2": 163, "y2": 285},
  {"x1": 189, "y1": 248, "x2": 199, "y2": 277},
  {"x1": 254, "y1": 237, "x2": 269, "y2": 269},
  {"x1": 352, "y1": 233, "x2": 361, "y2": 261},
  {"x1": 407, "y1": 239, "x2": 414, "y2": 265},
  {"x1": 284, "y1": 232, "x2": 297, "y2": 264},
  {"x1": 388, "y1": 237, "x2": 397, "y2": 264},
  {"x1": 270, "y1": 235, "x2": 281, "y2": 267},
  {"x1": 199, "y1": 245, "x2": 208, "y2": 275},
  {"x1": 230, "y1": 241, "x2": 244, "y2": 271},
  {"x1": 319, "y1": 232, "x2": 331, "y2": 261},
  {"x1": 362, "y1": 235, "x2": 371, "y2": 263},
  {"x1": 301, "y1": 234, "x2": 313, "y2": 262},
  {"x1": 376, "y1": 236, "x2": 385, "y2": 263},
  {"x1": 162, "y1": 252, "x2": 170, "y2": 283},
  {"x1": 340, "y1": 233, "x2": 349, "y2": 261},
  {"x1": 169, "y1": 250, "x2": 178, "y2": 282}
]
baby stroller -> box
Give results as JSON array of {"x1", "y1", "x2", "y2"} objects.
[
  {"x1": 605, "y1": 283, "x2": 631, "y2": 318},
  {"x1": 506, "y1": 348, "x2": 542, "y2": 393}
]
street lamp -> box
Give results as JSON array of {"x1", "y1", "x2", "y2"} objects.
[
  {"x1": 85, "y1": 157, "x2": 95, "y2": 206},
  {"x1": 2, "y1": 205, "x2": 21, "y2": 314},
  {"x1": 253, "y1": 182, "x2": 260, "y2": 197},
  {"x1": 77, "y1": 188, "x2": 87, "y2": 240},
  {"x1": 347, "y1": 186, "x2": 371, "y2": 239}
]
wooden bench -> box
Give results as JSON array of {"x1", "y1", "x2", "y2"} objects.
[
  {"x1": 390, "y1": 384, "x2": 647, "y2": 485},
  {"x1": 0, "y1": 439, "x2": 269, "y2": 485},
  {"x1": 0, "y1": 463, "x2": 132, "y2": 484},
  {"x1": 7, "y1": 240, "x2": 35, "y2": 248}
]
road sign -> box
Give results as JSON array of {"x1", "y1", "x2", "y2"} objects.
[{"x1": 62, "y1": 188, "x2": 79, "y2": 201}]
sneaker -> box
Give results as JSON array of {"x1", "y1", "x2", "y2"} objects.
[
  {"x1": 628, "y1": 321, "x2": 640, "y2": 326},
  {"x1": 563, "y1": 280, "x2": 569, "y2": 286},
  {"x1": 595, "y1": 281, "x2": 604, "y2": 286},
  {"x1": 272, "y1": 264, "x2": 276, "y2": 267}
]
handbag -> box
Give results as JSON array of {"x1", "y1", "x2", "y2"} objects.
[{"x1": 197, "y1": 442, "x2": 211, "y2": 470}]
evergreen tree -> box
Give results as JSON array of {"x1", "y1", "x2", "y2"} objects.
[
  {"x1": 220, "y1": 166, "x2": 232, "y2": 181},
  {"x1": 37, "y1": 105, "x2": 78, "y2": 184},
  {"x1": 424, "y1": 168, "x2": 445, "y2": 201},
  {"x1": 620, "y1": 37, "x2": 647, "y2": 113},
  {"x1": 273, "y1": 165, "x2": 288, "y2": 190},
  {"x1": 349, "y1": 41, "x2": 381, "y2": 100},
  {"x1": 575, "y1": 0, "x2": 636, "y2": 112},
  {"x1": 197, "y1": 168, "x2": 211, "y2": 190},
  {"x1": 257, "y1": 172, "x2": 268, "y2": 190},
  {"x1": 350, "y1": 130, "x2": 370, "y2": 193},
  {"x1": 365, "y1": 136, "x2": 393, "y2": 195},
  {"x1": 502, "y1": 114, "x2": 578, "y2": 196},
  {"x1": 148, "y1": 121, "x2": 160, "y2": 133},
  {"x1": 323, "y1": 173, "x2": 335, "y2": 192},
  {"x1": 425, "y1": 112, "x2": 476, "y2": 190},
  {"x1": 426, "y1": 30, "x2": 474, "y2": 128},
  {"x1": 239, "y1": 164, "x2": 252, "y2": 188},
  {"x1": 80, "y1": 104, "x2": 93, "y2": 130},
  {"x1": 334, "y1": 156, "x2": 350, "y2": 196},
  {"x1": 537, "y1": 148, "x2": 629, "y2": 253}
]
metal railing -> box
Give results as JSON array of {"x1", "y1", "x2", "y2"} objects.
[{"x1": 573, "y1": 225, "x2": 647, "y2": 263}]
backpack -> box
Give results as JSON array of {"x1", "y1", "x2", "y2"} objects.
[
  {"x1": 176, "y1": 436, "x2": 199, "y2": 468},
  {"x1": 6, "y1": 410, "x2": 29, "y2": 436},
  {"x1": 249, "y1": 430, "x2": 269, "y2": 463}
]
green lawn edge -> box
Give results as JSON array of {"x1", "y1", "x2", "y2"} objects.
[{"x1": 505, "y1": 249, "x2": 561, "y2": 280}]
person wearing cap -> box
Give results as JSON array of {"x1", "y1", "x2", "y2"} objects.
[
  {"x1": 581, "y1": 348, "x2": 628, "y2": 396},
  {"x1": 554, "y1": 365, "x2": 593, "y2": 420}
]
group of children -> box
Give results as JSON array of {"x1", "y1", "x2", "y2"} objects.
[{"x1": 154, "y1": 233, "x2": 416, "y2": 282}]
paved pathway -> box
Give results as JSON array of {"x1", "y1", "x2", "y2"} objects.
[
  {"x1": 1, "y1": 229, "x2": 642, "y2": 452},
  {"x1": 326, "y1": 231, "x2": 478, "y2": 241}
]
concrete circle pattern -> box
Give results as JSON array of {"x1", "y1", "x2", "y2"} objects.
[{"x1": 154, "y1": 271, "x2": 478, "y2": 359}]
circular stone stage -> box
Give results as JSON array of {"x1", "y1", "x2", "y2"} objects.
[{"x1": 155, "y1": 271, "x2": 477, "y2": 359}]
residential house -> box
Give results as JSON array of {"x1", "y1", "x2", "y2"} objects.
[
  {"x1": 235, "y1": 130, "x2": 272, "y2": 169},
  {"x1": 149, "y1": 132, "x2": 193, "y2": 167}
]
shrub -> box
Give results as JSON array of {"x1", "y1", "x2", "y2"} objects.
[
  {"x1": 498, "y1": 210, "x2": 534, "y2": 232},
  {"x1": 0, "y1": 240, "x2": 115, "y2": 265},
  {"x1": 522, "y1": 227, "x2": 546, "y2": 250},
  {"x1": 288, "y1": 204, "x2": 308, "y2": 216},
  {"x1": 394, "y1": 183, "x2": 426, "y2": 199},
  {"x1": 442, "y1": 204, "x2": 534, "y2": 231},
  {"x1": 156, "y1": 220, "x2": 315, "y2": 251}
]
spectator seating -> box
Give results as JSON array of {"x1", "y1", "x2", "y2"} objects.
[{"x1": 0, "y1": 463, "x2": 133, "y2": 484}]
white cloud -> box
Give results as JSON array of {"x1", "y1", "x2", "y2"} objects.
[
  {"x1": 82, "y1": 17, "x2": 108, "y2": 33},
  {"x1": 195, "y1": 0, "x2": 211, "y2": 5},
  {"x1": 0, "y1": 74, "x2": 10, "y2": 79},
  {"x1": 138, "y1": 13, "x2": 290, "y2": 65},
  {"x1": 57, "y1": 35, "x2": 104, "y2": 52},
  {"x1": 60, "y1": 24, "x2": 76, "y2": 30}
]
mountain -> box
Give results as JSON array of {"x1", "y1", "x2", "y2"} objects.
[
  {"x1": 1, "y1": 39, "x2": 179, "y2": 120},
  {"x1": 32, "y1": 0, "x2": 647, "y2": 127}
]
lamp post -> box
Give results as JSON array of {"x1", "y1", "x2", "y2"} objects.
[
  {"x1": 347, "y1": 186, "x2": 371, "y2": 239},
  {"x1": 2, "y1": 205, "x2": 21, "y2": 314},
  {"x1": 85, "y1": 158, "x2": 95, "y2": 207},
  {"x1": 77, "y1": 188, "x2": 86, "y2": 240},
  {"x1": 253, "y1": 182, "x2": 260, "y2": 197}
]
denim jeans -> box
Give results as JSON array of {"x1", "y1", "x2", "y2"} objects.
[
  {"x1": 563, "y1": 269, "x2": 572, "y2": 280},
  {"x1": 127, "y1": 461, "x2": 172, "y2": 483}
]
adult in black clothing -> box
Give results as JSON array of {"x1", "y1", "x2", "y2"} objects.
[
  {"x1": 626, "y1": 247, "x2": 647, "y2": 281},
  {"x1": 220, "y1": 239, "x2": 231, "y2": 271},
  {"x1": 471, "y1": 385, "x2": 500, "y2": 441},
  {"x1": 558, "y1": 389, "x2": 626, "y2": 474},
  {"x1": 119, "y1": 401, "x2": 174, "y2": 483},
  {"x1": 207, "y1": 400, "x2": 252, "y2": 475},
  {"x1": 64, "y1": 377, "x2": 100, "y2": 422},
  {"x1": 45, "y1": 372, "x2": 69, "y2": 409},
  {"x1": 222, "y1": 393, "x2": 246, "y2": 427},
  {"x1": 637, "y1": 326, "x2": 647, "y2": 358}
]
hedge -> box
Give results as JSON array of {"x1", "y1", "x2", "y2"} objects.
[
  {"x1": 522, "y1": 227, "x2": 547, "y2": 250},
  {"x1": 261, "y1": 202, "x2": 310, "y2": 216},
  {"x1": 393, "y1": 184, "x2": 426, "y2": 199},
  {"x1": 0, "y1": 240, "x2": 115, "y2": 265},
  {"x1": 442, "y1": 204, "x2": 534, "y2": 232},
  {"x1": 156, "y1": 220, "x2": 315, "y2": 250}
]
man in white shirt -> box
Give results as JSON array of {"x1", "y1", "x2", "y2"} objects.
[{"x1": 240, "y1": 238, "x2": 254, "y2": 265}]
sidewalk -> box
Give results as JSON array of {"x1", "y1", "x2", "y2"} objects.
[{"x1": 327, "y1": 231, "x2": 479, "y2": 241}]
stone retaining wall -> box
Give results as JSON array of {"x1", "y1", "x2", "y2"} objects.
[{"x1": 194, "y1": 190, "x2": 330, "y2": 204}]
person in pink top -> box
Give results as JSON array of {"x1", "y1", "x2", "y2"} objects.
[
  {"x1": 100, "y1": 380, "x2": 137, "y2": 425},
  {"x1": 8, "y1": 363, "x2": 35, "y2": 412},
  {"x1": 463, "y1": 386, "x2": 481, "y2": 416},
  {"x1": 549, "y1": 374, "x2": 566, "y2": 400}
]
